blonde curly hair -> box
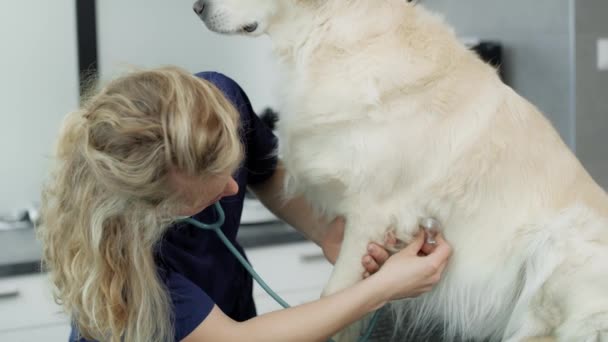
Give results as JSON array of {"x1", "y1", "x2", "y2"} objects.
[{"x1": 38, "y1": 66, "x2": 243, "y2": 341}]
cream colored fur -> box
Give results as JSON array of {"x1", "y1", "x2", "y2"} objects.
[{"x1": 194, "y1": 0, "x2": 608, "y2": 340}]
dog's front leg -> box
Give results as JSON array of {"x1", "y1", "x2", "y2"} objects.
[
  {"x1": 322, "y1": 218, "x2": 378, "y2": 297},
  {"x1": 322, "y1": 208, "x2": 423, "y2": 297},
  {"x1": 321, "y1": 215, "x2": 387, "y2": 342}
]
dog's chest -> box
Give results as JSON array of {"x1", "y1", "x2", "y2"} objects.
[{"x1": 280, "y1": 131, "x2": 351, "y2": 196}]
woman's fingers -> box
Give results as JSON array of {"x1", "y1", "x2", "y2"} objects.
[
  {"x1": 368, "y1": 243, "x2": 390, "y2": 265},
  {"x1": 424, "y1": 234, "x2": 452, "y2": 280},
  {"x1": 362, "y1": 231, "x2": 451, "y2": 282},
  {"x1": 362, "y1": 254, "x2": 380, "y2": 274},
  {"x1": 420, "y1": 229, "x2": 439, "y2": 255},
  {"x1": 403, "y1": 232, "x2": 426, "y2": 254},
  {"x1": 426, "y1": 234, "x2": 452, "y2": 262},
  {"x1": 362, "y1": 240, "x2": 393, "y2": 275}
]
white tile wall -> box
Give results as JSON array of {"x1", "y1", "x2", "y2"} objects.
[{"x1": 0, "y1": 0, "x2": 80, "y2": 211}]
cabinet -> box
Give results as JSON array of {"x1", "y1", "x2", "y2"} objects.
[
  {"x1": 0, "y1": 325, "x2": 70, "y2": 342},
  {"x1": 244, "y1": 241, "x2": 333, "y2": 314},
  {"x1": 0, "y1": 241, "x2": 333, "y2": 340},
  {"x1": 0, "y1": 273, "x2": 69, "y2": 341}
]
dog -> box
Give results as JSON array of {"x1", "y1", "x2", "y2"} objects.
[{"x1": 193, "y1": 0, "x2": 608, "y2": 340}]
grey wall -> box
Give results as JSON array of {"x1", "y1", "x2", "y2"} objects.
[
  {"x1": 0, "y1": 0, "x2": 604, "y2": 214},
  {"x1": 0, "y1": 0, "x2": 281, "y2": 214},
  {"x1": 422, "y1": 0, "x2": 576, "y2": 148},
  {"x1": 0, "y1": 0, "x2": 80, "y2": 212},
  {"x1": 96, "y1": 0, "x2": 281, "y2": 113},
  {"x1": 575, "y1": 0, "x2": 608, "y2": 190}
]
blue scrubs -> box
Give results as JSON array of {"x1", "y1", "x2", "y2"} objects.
[{"x1": 70, "y1": 72, "x2": 279, "y2": 341}]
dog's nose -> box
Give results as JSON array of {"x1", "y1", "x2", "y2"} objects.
[{"x1": 193, "y1": 1, "x2": 205, "y2": 15}]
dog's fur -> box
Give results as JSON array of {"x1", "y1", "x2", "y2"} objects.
[{"x1": 194, "y1": 0, "x2": 608, "y2": 340}]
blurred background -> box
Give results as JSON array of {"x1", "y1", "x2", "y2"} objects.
[{"x1": 0, "y1": 0, "x2": 606, "y2": 340}]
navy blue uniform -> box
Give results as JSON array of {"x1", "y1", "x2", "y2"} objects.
[{"x1": 70, "y1": 72, "x2": 278, "y2": 341}]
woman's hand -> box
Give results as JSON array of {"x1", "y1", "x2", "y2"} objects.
[
  {"x1": 362, "y1": 230, "x2": 439, "y2": 278},
  {"x1": 373, "y1": 232, "x2": 452, "y2": 300},
  {"x1": 321, "y1": 218, "x2": 445, "y2": 279},
  {"x1": 189, "y1": 223, "x2": 451, "y2": 342}
]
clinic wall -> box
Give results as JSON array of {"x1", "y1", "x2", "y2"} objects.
[
  {"x1": 0, "y1": 0, "x2": 80, "y2": 211},
  {"x1": 421, "y1": 0, "x2": 575, "y2": 148},
  {"x1": 575, "y1": 0, "x2": 608, "y2": 190},
  {"x1": 95, "y1": 0, "x2": 282, "y2": 113}
]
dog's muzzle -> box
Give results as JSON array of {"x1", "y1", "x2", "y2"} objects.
[{"x1": 193, "y1": 0, "x2": 205, "y2": 15}]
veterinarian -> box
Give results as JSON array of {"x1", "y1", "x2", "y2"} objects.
[{"x1": 39, "y1": 67, "x2": 451, "y2": 342}]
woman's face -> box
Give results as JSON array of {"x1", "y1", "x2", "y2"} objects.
[{"x1": 169, "y1": 170, "x2": 239, "y2": 216}]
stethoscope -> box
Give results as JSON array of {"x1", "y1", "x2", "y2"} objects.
[
  {"x1": 180, "y1": 202, "x2": 382, "y2": 342},
  {"x1": 181, "y1": 203, "x2": 289, "y2": 308}
]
